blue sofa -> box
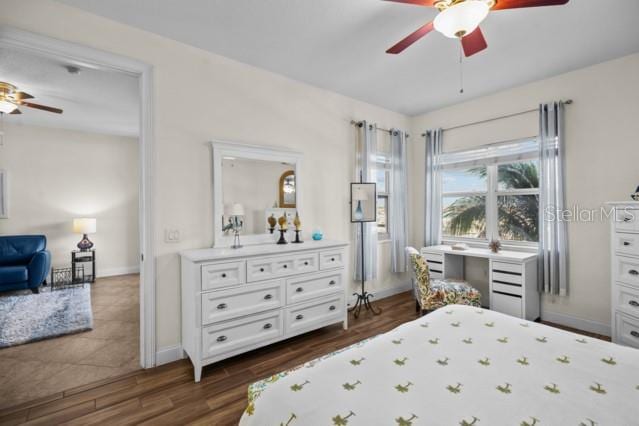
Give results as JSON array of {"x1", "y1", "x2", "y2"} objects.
[{"x1": 0, "y1": 235, "x2": 51, "y2": 294}]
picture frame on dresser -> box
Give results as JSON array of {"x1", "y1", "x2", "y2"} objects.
[{"x1": 607, "y1": 201, "x2": 639, "y2": 348}]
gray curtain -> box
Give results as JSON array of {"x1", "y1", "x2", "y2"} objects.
[
  {"x1": 354, "y1": 121, "x2": 378, "y2": 281},
  {"x1": 424, "y1": 129, "x2": 443, "y2": 246},
  {"x1": 538, "y1": 102, "x2": 568, "y2": 295},
  {"x1": 390, "y1": 129, "x2": 408, "y2": 273}
]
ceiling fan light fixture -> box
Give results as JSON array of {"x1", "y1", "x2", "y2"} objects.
[
  {"x1": 434, "y1": 0, "x2": 490, "y2": 39},
  {"x1": 0, "y1": 100, "x2": 17, "y2": 114}
]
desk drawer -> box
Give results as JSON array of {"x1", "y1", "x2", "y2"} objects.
[
  {"x1": 614, "y1": 233, "x2": 639, "y2": 257},
  {"x1": 202, "y1": 310, "x2": 283, "y2": 359},
  {"x1": 613, "y1": 283, "x2": 639, "y2": 317},
  {"x1": 613, "y1": 256, "x2": 639, "y2": 288},
  {"x1": 492, "y1": 261, "x2": 522, "y2": 275},
  {"x1": 492, "y1": 271, "x2": 522, "y2": 286},
  {"x1": 201, "y1": 280, "x2": 284, "y2": 325},
  {"x1": 201, "y1": 261, "x2": 246, "y2": 291},
  {"x1": 491, "y1": 291, "x2": 522, "y2": 318},
  {"x1": 615, "y1": 209, "x2": 639, "y2": 233},
  {"x1": 285, "y1": 294, "x2": 343, "y2": 335},
  {"x1": 319, "y1": 250, "x2": 345, "y2": 270},
  {"x1": 492, "y1": 281, "x2": 522, "y2": 297},
  {"x1": 615, "y1": 312, "x2": 639, "y2": 349},
  {"x1": 286, "y1": 271, "x2": 342, "y2": 304}
]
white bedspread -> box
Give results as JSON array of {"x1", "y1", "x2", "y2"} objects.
[{"x1": 240, "y1": 305, "x2": 639, "y2": 426}]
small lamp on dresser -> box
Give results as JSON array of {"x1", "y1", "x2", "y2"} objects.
[{"x1": 73, "y1": 217, "x2": 96, "y2": 251}]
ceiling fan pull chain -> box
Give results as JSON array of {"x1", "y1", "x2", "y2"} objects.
[{"x1": 459, "y1": 41, "x2": 464, "y2": 94}]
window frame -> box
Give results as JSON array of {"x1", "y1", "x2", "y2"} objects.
[{"x1": 439, "y1": 141, "x2": 540, "y2": 250}]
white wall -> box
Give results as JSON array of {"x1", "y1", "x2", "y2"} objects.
[
  {"x1": 0, "y1": 123, "x2": 139, "y2": 277},
  {"x1": 410, "y1": 53, "x2": 639, "y2": 334},
  {"x1": 0, "y1": 0, "x2": 410, "y2": 350}
]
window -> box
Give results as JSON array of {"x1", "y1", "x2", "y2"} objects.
[
  {"x1": 439, "y1": 139, "x2": 539, "y2": 245},
  {"x1": 376, "y1": 156, "x2": 391, "y2": 240}
]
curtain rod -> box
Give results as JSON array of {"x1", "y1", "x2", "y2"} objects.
[
  {"x1": 350, "y1": 120, "x2": 410, "y2": 138},
  {"x1": 421, "y1": 99, "x2": 573, "y2": 137}
]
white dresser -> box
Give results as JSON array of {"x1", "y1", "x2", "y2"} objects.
[
  {"x1": 421, "y1": 245, "x2": 539, "y2": 321},
  {"x1": 608, "y1": 202, "x2": 639, "y2": 348},
  {"x1": 180, "y1": 240, "x2": 349, "y2": 381}
]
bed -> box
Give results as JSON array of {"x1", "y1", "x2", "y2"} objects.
[{"x1": 239, "y1": 305, "x2": 639, "y2": 426}]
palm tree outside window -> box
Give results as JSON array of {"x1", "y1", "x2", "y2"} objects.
[{"x1": 440, "y1": 139, "x2": 539, "y2": 246}]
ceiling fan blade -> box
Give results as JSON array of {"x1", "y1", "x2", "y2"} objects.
[
  {"x1": 462, "y1": 27, "x2": 488, "y2": 57},
  {"x1": 9, "y1": 108, "x2": 22, "y2": 115},
  {"x1": 20, "y1": 101, "x2": 63, "y2": 114},
  {"x1": 14, "y1": 91, "x2": 34, "y2": 100},
  {"x1": 492, "y1": 0, "x2": 569, "y2": 10},
  {"x1": 386, "y1": 21, "x2": 435, "y2": 54},
  {"x1": 383, "y1": 0, "x2": 438, "y2": 6}
]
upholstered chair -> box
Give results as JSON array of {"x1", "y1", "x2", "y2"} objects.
[{"x1": 405, "y1": 246, "x2": 481, "y2": 314}]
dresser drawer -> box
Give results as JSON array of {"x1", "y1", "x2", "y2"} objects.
[
  {"x1": 201, "y1": 261, "x2": 246, "y2": 291},
  {"x1": 286, "y1": 271, "x2": 342, "y2": 304},
  {"x1": 491, "y1": 291, "x2": 522, "y2": 318},
  {"x1": 201, "y1": 280, "x2": 284, "y2": 325},
  {"x1": 615, "y1": 311, "x2": 639, "y2": 349},
  {"x1": 614, "y1": 233, "x2": 639, "y2": 257},
  {"x1": 202, "y1": 310, "x2": 283, "y2": 359},
  {"x1": 246, "y1": 253, "x2": 320, "y2": 282},
  {"x1": 613, "y1": 283, "x2": 639, "y2": 317},
  {"x1": 285, "y1": 294, "x2": 343, "y2": 335},
  {"x1": 319, "y1": 250, "x2": 345, "y2": 270},
  {"x1": 492, "y1": 281, "x2": 522, "y2": 296},
  {"x1": 613, "y1": 256, "x2": 639, "y2": 288},
  {"x1": 615, "y1": 209, "x2": 639, "y2": 233}
]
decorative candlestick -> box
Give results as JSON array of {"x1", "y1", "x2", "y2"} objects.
[
  {"x1": 267, "y1": 214, "x2": 277, "y2": 234},
  {"x1": 277, "y1": 213, "x2": 288, "y2": 245},
  {"x1": 292, "y1": 212, "x2": 303, "y2": 243}
]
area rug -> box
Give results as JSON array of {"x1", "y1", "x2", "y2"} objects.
[{"x1": 0, "y1": 286, "x2": 93, "y2": 348}]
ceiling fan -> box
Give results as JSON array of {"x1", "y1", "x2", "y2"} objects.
[
  {"x1": 0, "y1": 81, "x2": 63, "y2": 115},
  {"x1": 385, "y1": 0, "x2": 570, "y2": 57}
]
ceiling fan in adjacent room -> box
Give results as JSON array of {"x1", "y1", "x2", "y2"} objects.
[
  {"x1": 385, "y1": 0, "x2": 570, "y2": 57},
  {"x1": 0, "y1": 81, "x2": 63, "y2": 115}
]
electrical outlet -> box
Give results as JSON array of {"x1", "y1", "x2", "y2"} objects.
[{"x1": 164, "y1": 228, "x2": 180, "y2": 243}]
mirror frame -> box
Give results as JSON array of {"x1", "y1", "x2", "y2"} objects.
[
  {"x1": 278, "y1": 170, "x2": 296, "y2": 208},
  {"x1": 211, "y1": 140, "x2": 303, "y2": 248}
]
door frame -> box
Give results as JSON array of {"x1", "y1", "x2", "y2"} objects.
[{"x1": 0, "y1": 26, "x2": 157, "y2": 368}]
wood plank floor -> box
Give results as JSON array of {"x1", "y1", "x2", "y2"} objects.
[{"x1": 0, "y1": 291, "x2": 609, "y2": 425}]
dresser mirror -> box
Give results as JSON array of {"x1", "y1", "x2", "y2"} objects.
[{"x1": 211, "y1": 141, "x2": 303, "y2": 248}]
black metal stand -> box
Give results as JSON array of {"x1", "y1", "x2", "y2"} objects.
[
  {"x1": 292, "y1": 229, "x2": 303, "y2": 243},
  {"x1": 348, "y1": 221, "x2": 381, "y2": 318},
  {"x1": 276, "y1": 229, "x2": 288, "y2": 245}
]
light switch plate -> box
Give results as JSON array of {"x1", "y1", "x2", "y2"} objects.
[{"x1": 164, "y1": 228, "x2": 180, "y2": 243}]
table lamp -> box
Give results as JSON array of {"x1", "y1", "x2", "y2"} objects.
[
  {"x1": 352, "y1": 185, "x2": 368, "y2": 221},
  {"x1": 224, "y1": 203, "x2": 245, "y2": 249},
  {"x1": 73, "y1": 217, "x2": 96, "y2": 251}
]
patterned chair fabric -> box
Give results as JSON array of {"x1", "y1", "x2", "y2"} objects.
[{"x1": 408, "y1": 249, "x2": 481, "y2": 311}]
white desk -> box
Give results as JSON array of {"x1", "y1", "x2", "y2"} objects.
[{"x1": 421, "y1": 245, "x2": 540, "y2": 321}]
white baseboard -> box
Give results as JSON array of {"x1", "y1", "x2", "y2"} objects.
[
  {"x1": 348, "y1": 281, "x2": 412, "y2": 307},
  {"x1": 97, "y1": 265, "x2": 140, "y2": 278},
  {"x1": 541, "y1": 309, "x2": 610, "y2": 337},
  {"x1": 155, "y1": 344, "x2": 184, "y2": 366}
]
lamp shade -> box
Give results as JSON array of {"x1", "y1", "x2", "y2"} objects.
[
  {"x1": 73, "y1": 217, "x2": 96, "y2": 234},
  {"x1": 0, "y1": 100, "x2": 17, "y2": 114},
  {"x1": 352, "y1": 186, "x2": 369, "y2": 201},
  {"x1": 434, "y1": 0, "x2": 490, "y2": 39},
  {"x1": 225, "y1": 203, "x2": 245, "y2": 217}
]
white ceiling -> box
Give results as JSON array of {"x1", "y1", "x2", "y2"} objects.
[
  {"x1": 0, "y1": 47, "x2": 139, "y2": 137},
  {"x1": 55, "y1": 0, "x2": 639, "y2": 116}
]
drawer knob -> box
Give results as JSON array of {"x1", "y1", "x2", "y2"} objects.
[
  {"x1": 260, "y1": 267, "x2": 265, "y2": 272},
  {"x1": 329, "y1": 280, "x2": 336, "y2": 285},
  {"x1": 296, "y1": 287, "x2": 304, "y2": 293},
  {"x1": 624, "y1": 241, "x2": 632, "y2": 246},
  {"x1": 264, "y1": 294, "x2": 273, "y2": 300},
  {"x1": 263, "y1": 323, "x2": 272, "y2": 330},
  {"x1": 283, "y1": 264, "x2": 288, "y2": 269},
  {"x1": 329, "y1": 305, "x2": 336, "y2": 311},
  {"x1": 629, "y1": 300, "x2": 639, "y2": 307},
  {"x1": 304, "y1": 261, "x2": 309, "y2": 266},
  {"x1": 296, "y1": 314, "x2": 304, "y2": 320},
  {"x1": 216, "y1": 303, "x2": 227, "y2": 310},
  {"x1": 624, "y1": 217, "x2": 632, "y2": 222},
  {"x1": 629, "y1": 269, "x2": 639, "y2": 276},
  {"x1": 331, "y1": 257, "x2": 336, "y2": 262},
  {"x1": 216, "y1": 335, "x2": 227, "y2": 342},
  {"x1": 631, "y1": 331, "x2": 639, "y2": 339},
  {"x1": 221, "y1": 273, "x2": 227, "y2": 278}
]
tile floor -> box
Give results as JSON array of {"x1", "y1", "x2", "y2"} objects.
[{"x1": 0, "y1": 274, "x2": 140, "y2": 410}]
